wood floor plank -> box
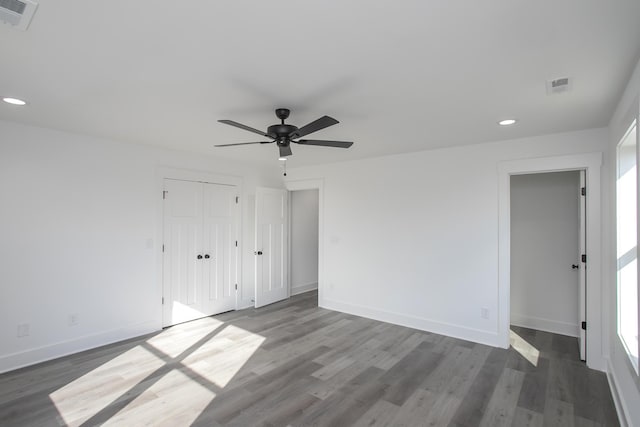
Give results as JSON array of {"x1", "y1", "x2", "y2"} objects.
[
  {"x1": 420, "y1": 345, "x2": 471, "y2": 393},
  {"x1": 0, "y1": 292, "x2": 620, "y2": 427},
  {"x1": 511, "y1": 407, "x2": 544, "y2": 427},
  {"x1": 352, "y1": 399, "x2": 400, "y2": 427},
  {"x1": 543, "y1": 398, "x2": 575, "y2": 427},
  {"x1": 379, "y1": 342, "x2": 443, "y2": 406},
  {"x1": 292, "y1": 367, "x2": 389, "y2": 427},
  {"x1": 516, "y1": 356, "x2": 550, "y2": 413},
  {"x1": 389, "y1": 388, "x2": 439, "y2": 427},
  {"x1": 478, "y1": 367, "x2": 525, "y2": 427},
  {"x1": 448, "y1": 347, "x2": 510, "y2": 427},
  {"x1": 421, "y1": 392, "x2": 463, "y2": 426},
  {"x1": 546, "y1": 358, "x2": 575, "y2": 404}
]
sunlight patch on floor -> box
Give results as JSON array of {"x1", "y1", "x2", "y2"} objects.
[
  {"x1": 49, "y1": 345, "x2": 164, "y2": 426},
  {"x1": 147, "y1": 317, "x2": 225, "y2": 358},
  {"x1": 49, "y1": 319, "x2": 266, "y2": 425},
  {"x1": 510, "y1": 329, "x2": 540, "y2": 367},
  {"x1": 103, "y1": 368, "x2": 216, "y2": 426},
  {"x1": 182, "y1": 324, "x2": 266, "y2": 388}
]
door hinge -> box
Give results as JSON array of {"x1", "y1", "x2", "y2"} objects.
[
  {"x1": 581, "y1": 321, "x2": 587, "y2": 330},
  {"x1": 581, "y1": 187, "x2": 586, "y2": 196},
  {"x1": 163, "y1": 190, "x2": 168, "y2": 199},
  {"x1": 162, "y1": 297, "x2": 164, "y2": 305},
  {"x1": 162, "y1": 244, "x2": 165, "y2": 253},
  {"x1": 235, "y1": 196, "x2": 239, "y2": 204},
  {"x1": 235, "y1": 284, "x2": 237, "y2": 290},
  {"x1": 581, "y1": 254, "x2": 586, "y2": 263},
  {"x1": 235, "y1": 240, "x2": 238, "y2": 247}
]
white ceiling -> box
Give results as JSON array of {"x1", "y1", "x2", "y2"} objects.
[{"x1": 1, "y1": 0, "x2": 639, "y2": 167}]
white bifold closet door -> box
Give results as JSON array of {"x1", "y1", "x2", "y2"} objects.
[{"x1": 163, "y1": 179, "x2": 238, "y2": 327}]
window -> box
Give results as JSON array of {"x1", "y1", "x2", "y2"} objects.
[{"x1": 617, "y1": 120, "x2": 638, "y2": 372}]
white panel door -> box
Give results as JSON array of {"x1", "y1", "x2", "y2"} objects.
[
  {"x1": 163, "y1": 179, "x2": 205, "y2": 326},
  {"x1": 202, "y1": 183, "x2": 238, "y2": 315},
  {"x1": 163, "y1": 179, "x2": 239, "y2": 327},
  {"x1": 579, "y1": 170, "x2": 587, "y2": 361},
  {"x1": 255, "y1": 187, "x2": 288, "y2": 308}
]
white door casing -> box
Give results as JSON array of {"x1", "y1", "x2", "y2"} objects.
[
  {"x1": 579, "y1": 170, "x2": 587, "y2": 361},
  {"x1": 255, "y1": 187, "x2": 288, "y2": 308},
  {"x1": 163, "y1": 179, "x2": 238, "y2": 327}
]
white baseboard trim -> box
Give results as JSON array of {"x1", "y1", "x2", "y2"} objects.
[
  {"x1": 510, "y1": 313, "x2": 579, "y2": 337},
  {"x1": 291, "y1": 282, "x2": 318, "y2": 296},
  {"x1": 0, "y1": 319, "x2": 160, "y2": 374},
  {"x1": 606, "y1": 358, "x2": 630, "y2": 427},
  {"x1": 320, "y1": 298, "x2": 500, "y2": 347}
]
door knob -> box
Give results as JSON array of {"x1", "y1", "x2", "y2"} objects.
[
  {"x1": 255, "y1": 251, "x2": 263, "y2": 255},
  {"x1": 204, "y1": 254, "x2": 210, "y2": 259},
  {"x1": 572, "y1": 264, "x2": 579, "y2": 269},
  {"x1": 197, "y1": 254, "x2": 203, "y2": 260}
]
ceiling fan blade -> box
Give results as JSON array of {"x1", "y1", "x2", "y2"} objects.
[
  {"x1": 290, "y1": 116, "x2": 339, "y2": 138},
  {"x1": 295, "y1": 139, "x2": 354, "y2": 148},
  {"x1": 214, "y1": 141, "x2": 273, "y2": 147},
  {"x1": 279, "y1": 145, "x2": 293, "y2": 157},
  {"x1": 218, "y1": 119, "x2": 270, "y2": 137}
]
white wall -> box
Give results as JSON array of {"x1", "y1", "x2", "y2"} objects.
[
  {"x1": 287, "y1": 128, "x2": 608, "y2": 347},
  {"x1": 0, "y1": 120, "x2": 282, "y2": 373},
  {"x1": 607, "y1": 57, "x2": 640, "y2": 427},
  {"x1": 290, "y1": 189, "x2": 319, "y2": 295},
  {"x1": 510, "y1": 171, "x2": 580, "y2": 337}
]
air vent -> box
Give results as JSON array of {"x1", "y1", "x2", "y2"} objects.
[
  {"x1": 546, "y1": 77, "x2": 572, "y2": 95},
  {"x1": 0, "y1": 0, "x2": 37, "y2": 31}
]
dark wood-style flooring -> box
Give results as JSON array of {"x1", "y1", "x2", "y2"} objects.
[{"x1": 0, "y1": 291, "x2": 618, "y2": 426}]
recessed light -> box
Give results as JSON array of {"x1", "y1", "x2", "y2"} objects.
[
  {"x1": 3, "y1": 97, "x2": 27, "y2": 106},
  {"x1": 498, "y1": 119, "x2": 517, "y2": 126}
]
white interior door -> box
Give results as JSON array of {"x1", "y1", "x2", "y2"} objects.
[
  {"x1": 163, "y1": 179, "x2": 204, "y2": 326},
  {"x1": 579, "y1": 170, "x2": 587, "y2": 361},
  {"x1": 163, "y1": 179, "x2": 238, "y2": 327},
  {"x1": 255, "y1": 187, "x2": 288, "y2": 308},
  {"x1": 202, "y1": 183, "x2": 238, "y2": 315}
]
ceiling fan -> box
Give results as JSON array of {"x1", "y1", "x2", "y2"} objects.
[{"x1": 215, "y1": 108, "x2": 353, "y2": 158}]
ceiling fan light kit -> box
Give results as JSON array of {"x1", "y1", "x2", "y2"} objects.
[{"x1": 216, "y1": 108, "x2": 354, "y2": 159}]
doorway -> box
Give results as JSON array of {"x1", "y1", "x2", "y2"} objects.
[
  {"x1": 510, "y1": 171, "x2": 585, "y2": 360},
  {"x1": 290, "y1": 189, "x2": 319, "y2": 297},
  {"x1": 285, "y1": 179, "x2": 324, "y2": 307},
  {"x1": 498, "y1": 152, "x2": 603, "y2": 370}
]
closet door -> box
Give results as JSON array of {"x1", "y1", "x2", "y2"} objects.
[
  {"x1": 202, "y1": 183, "x2": 238, "y2": 315},
  {"x1": 162, "y1": 179, "x2": 205, "y2": 326}
]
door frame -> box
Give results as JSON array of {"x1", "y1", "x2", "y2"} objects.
[
  {"x1": 285, "y1": 179, "x2": 324, "y2": 305},
  {"x1": 156, "y1": 167, "x2": 243, "y2": 327},
  {"x1": 498, "y1": 152, "x2": 603, "y2": 370}
]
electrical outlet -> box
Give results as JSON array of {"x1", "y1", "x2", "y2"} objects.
[
  {"x1": 17, "y1": 323, "x2": 30, "y2": 337},
  {"x1": 69, "y1": 314, "x2": 79, "y2": 326},
  {"x1": 481, "y1": 307, "x2": 490, "y2": 319}
]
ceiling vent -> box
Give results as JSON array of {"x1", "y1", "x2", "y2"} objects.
[
  {"x1": 546, "y1": 77, "x2": 572, "y2": 95},
  {"x1": 0, "y1": 0, "x2": 38, "y2": 31}
]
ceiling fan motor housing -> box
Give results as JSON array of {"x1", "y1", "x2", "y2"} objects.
[{"x1": 267, "y1": 124, "x2": 298, "y2": 142}]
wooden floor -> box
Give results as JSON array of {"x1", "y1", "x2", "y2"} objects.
[{"x1": 0, "y1": 291, "x2": 618, "y2": 426}]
